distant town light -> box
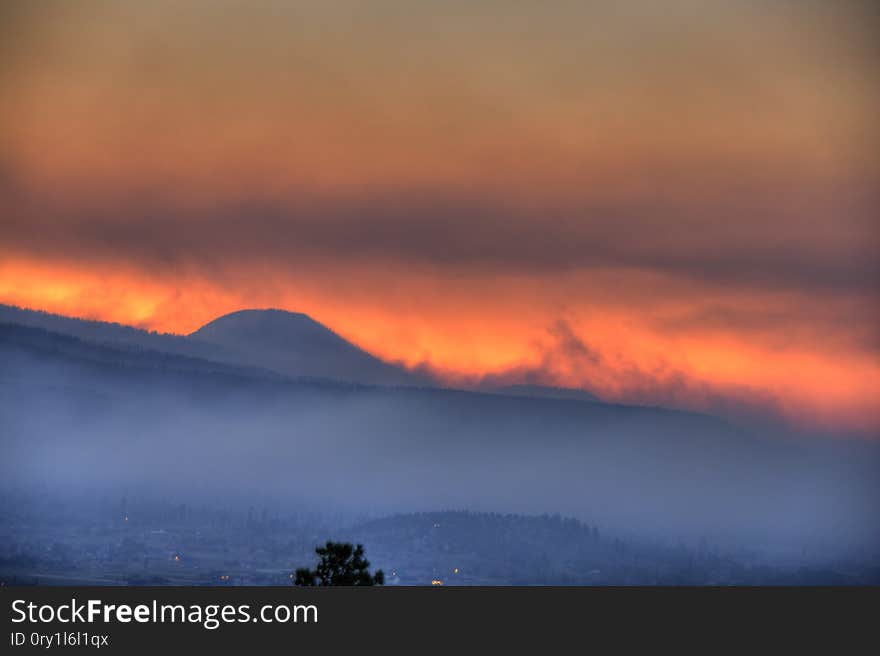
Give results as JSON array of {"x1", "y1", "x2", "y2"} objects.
[
  {"x1": 453, "y1": 568, "x2": 459, "y2": 574},
  {"x1": 431, "y1": 579, "x2": 444, "y2": 586},
  {"x1": 173, "y1": 554, "x2": 181, "y2": 561}
]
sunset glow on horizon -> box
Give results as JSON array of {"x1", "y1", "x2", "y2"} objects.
[{"x1": 1, "y1": 1, "x2": 878, "y2": 434}]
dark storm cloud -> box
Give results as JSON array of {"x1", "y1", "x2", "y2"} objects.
[{"x1": 2, "y1": 186, "x2": 877, "y2": 296}]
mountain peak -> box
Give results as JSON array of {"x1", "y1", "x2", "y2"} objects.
[
  {"x1": 194, "y1": 308, "x2": 322, "y2": 326},
  {"x1": 191, "y1": 308, "x2": 423, "y2": 386},
  {"x1": 192, "y1": 308, "x2": 330, "y2": 340},
  {"x1": 204, "y1": 308, "x2": 314, "y2": 321}
]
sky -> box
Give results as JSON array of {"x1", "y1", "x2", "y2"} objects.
[{"x1": 1, "y1": 0, "x2": 878, "y2": 434}]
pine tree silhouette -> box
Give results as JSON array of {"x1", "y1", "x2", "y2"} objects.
[{"x1": 294, "y1": 542, "x2": 384, "y2": 586}]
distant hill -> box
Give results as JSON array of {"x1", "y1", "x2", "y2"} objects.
[
  {"x1": 345, "y1": 511, "x2": 866, "y2": 585},
  {"x1": 190, "y1": 309, "x2": 427, "y2": 386},
  {"x1": 349, "y1": 511, "x2": 606, "y2": 585}
]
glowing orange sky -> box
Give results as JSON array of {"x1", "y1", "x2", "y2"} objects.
[
  {"x1": 1, "y1": 1, "x2": 878, "y2": 434},
  {"x1": 3, "y1": 255, "x2": 877, "y2": 435}
]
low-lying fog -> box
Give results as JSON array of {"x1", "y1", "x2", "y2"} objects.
[{"x1": 3, "y1": 332, "x2": 878, "y2": 566}]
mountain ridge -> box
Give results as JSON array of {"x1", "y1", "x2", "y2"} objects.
[{"x1": 0, "y1": 304, "x2": 425, "y2": 387}]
